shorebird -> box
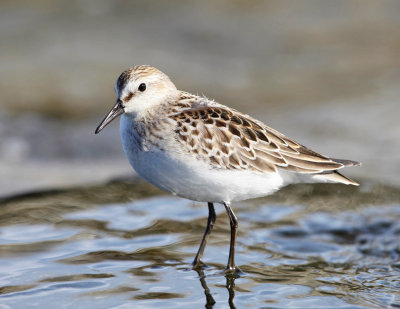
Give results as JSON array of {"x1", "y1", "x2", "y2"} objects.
[{"x1": 95, "y1": 65, "x2": 360, "y2": 272}]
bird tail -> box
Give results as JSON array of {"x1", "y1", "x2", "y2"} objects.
[
  {"x1": 315, "y1": 170, "x2": 359, "y2": 186},
  {"x1": 313, "y1": 158, "x2": 361, "y2": 186}
]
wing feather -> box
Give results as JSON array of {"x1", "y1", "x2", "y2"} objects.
[{"x1": 170, "y1": 105, "x2": 358, "y2": 176}]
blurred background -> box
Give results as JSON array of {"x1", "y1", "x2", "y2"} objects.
[{"x1": 1, "y1": 0, "x2": 399, "y2": 196}]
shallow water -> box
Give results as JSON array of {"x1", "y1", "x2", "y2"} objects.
[{"x1": 1, "y1": 181, "x2": 400, "y2": 308}]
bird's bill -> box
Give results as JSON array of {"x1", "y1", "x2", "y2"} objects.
[{"x1": 95, "y1": 100, "x2": 124, "y2": 134}]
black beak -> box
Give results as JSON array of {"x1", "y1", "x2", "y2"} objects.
[{"x1": 95, "y1": 100, "x2": 124, "y2": 134}]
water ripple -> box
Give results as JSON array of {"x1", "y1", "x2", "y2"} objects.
[{"x1": 0, "y1": 182, "x2": 399, "y2": 308}]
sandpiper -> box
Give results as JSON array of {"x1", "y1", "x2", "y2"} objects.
[{"x1": 95, "y1": 65, "x2": 360, "y2": 272}]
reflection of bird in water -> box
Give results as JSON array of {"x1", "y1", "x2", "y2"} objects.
[
  {"x1": 95, "y1": 65, "x2": 360, "y2": 273},
  {"x1": 195, "y1": 268, "x2": 216, "y2": 309},
  {"x1": 194, "y1": 268, "x2": 237, "y2": 309}
]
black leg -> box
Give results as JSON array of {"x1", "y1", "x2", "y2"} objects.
[
  {"x1": 192, "y1": 202, "x2": 216, "y2": 267},
  {"x1": 224, "y1": 202, "x2": 238, "y2": 271}
]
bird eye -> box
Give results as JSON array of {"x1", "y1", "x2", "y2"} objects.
[{"x1": 138, "y1": 83, "x2": 146, "y2": 92}]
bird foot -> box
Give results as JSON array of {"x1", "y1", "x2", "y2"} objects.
[
  {"x1": 222, "y1": 265, "x2": 244, "y2": 277},
  {"x1": 192, "y1": 259, "x2": 206, "y2": 270}
]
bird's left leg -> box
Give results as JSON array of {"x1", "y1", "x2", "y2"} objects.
[{"x1": 224, "y1": 202, "x2": 238, "y2": 272}]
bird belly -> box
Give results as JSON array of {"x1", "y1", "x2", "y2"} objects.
[
  {"x1": 120, "y1": 115, "x2": 285, "y2": 202},
  {"x1": 123, "y1": 144, "x2": 284, "y2": 202}
]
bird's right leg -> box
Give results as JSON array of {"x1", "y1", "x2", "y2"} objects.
[{"x1": 192, "y1": 202, "x2": 216, "y2": 268}]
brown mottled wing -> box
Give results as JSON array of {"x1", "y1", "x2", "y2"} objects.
[{"x1": 170, "y1": 106, "x2": 352, "y2": 174}]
